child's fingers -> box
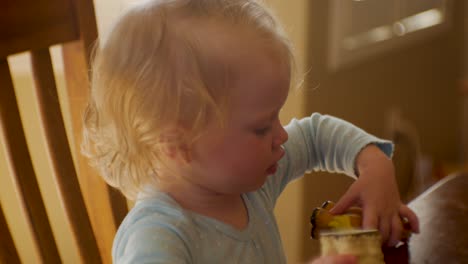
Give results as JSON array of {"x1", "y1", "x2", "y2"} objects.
[
  {"x1": 322, "y1": 201, "x2": 362, "y2": 216},
  {"x1": 362, "y1": 206, "x2": 378, "y2": 230},
  {"x1": 378, "y1": 217, "x2": 391, "y2": 244},
  {"x1": 329, "y1": 185, "x2": 358, "y2": 215},
  {"x1": 387, "y1": 216, "x2": 403, "y2": 247},
  {"x1": 399, "y1": 205, "x2": 420, "y2": 233},
  {"x1": 345, "y1": 206, "x2": 362, "y2": 215}
]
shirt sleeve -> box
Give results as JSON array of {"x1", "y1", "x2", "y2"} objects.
[{"x1": 260, "y1": 113, "x2": 394, "y2": 207}]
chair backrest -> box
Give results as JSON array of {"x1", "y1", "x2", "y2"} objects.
[
  {"x1": 407, "y1": 172, "x2": 468, "y2": 262},
  {"x1": 0, "y1": 0, "x2": 128, "y2": 263}
]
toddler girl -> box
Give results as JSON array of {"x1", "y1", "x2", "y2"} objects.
[{"x1": 83, "y1": 0, "x2": 419, "y2": 263}]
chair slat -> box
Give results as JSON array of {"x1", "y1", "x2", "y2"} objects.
[
  {"x1": 63, "y1": 41, "x2": 129, "y2": 228},
  {"x1": 68, "y1": 0, "x2": 99, "y2": 65},
  {"x1": 0, "y1": 205, "x2": 21, "y2": 264},
  {"x1": 0, "y1": 58, "x2": 61, "y2": 263},
  {"x1": 108, "y1": 187, "x2": 128, "y2": 228},
  {"x1": 64, "y1": 0, "x2": 130, "y2": 227},
  {"x1": 30, "y1": 49, "x2": 102, "y2": 263},
  {"x1": 62, "y1": 41, "x2": 128, "y2": 263}
]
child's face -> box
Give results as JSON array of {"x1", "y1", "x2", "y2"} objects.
[{"x1": 187, "y1": 39, "x2": 290, "y2": 195}]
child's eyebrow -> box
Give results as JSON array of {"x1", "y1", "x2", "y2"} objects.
[{"x1": 251, "y1": 110, "x2": 279, "y2": 124}]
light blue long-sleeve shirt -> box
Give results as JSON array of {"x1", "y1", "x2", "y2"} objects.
[{"x1": 112, "y1": 113, "x2": 393, "y2": 263}]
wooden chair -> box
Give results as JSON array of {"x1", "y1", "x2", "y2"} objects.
[
  {"x1": 0, "y1": 0, "x2": 128, "y2": 263},
  {"x1": 407, "y1": 172, "x2": 468, "y2": 263},
  {"x1": 382, "y1": 172, "x2": 468, "y2": 263}
]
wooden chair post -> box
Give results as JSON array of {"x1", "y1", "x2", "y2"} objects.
[
  {"x1": 0, "y1": 58, "x2": 61, "y2": 263},
  {"x1": 0, "y1": 200, "x2": 21, "y2": 263},
  {"x1": 0, "y1": 0, "x2": 129, "y2": 262},
  {"x1": 31, "y1": 48, "x2": 102, "y2": 263}
]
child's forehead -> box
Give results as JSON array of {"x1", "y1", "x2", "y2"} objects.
[
  {"x1": 190, "y1": 19, "x2": 289, "y2": 72},
  {"x1": 201, "y1": 29, "x2": 290, "y2": 98},
  {"x1": 189, "y1": 19, "x2": 253, "y2": 50},
  {"x1": 188, "y1": 20, "x2": 290, "y2": 119}
]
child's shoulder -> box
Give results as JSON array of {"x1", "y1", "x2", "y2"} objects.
[
  {"x1": 112, "y1": 193, "x2": 195, "y2": 261},
  {"x1": 121, "y1": 192, "x2": 191, "y2": 230},
  {"x1": 114, "y1": 192, "x2": 195, "y2": 243}
]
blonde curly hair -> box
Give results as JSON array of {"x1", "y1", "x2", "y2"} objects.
[{"x1": 82, "y1": 0, "x2": 294, "y2": 199}]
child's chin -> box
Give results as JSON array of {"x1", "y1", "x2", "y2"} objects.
[
  {"x1": 234, "y1": 174, "x2": 269, "y2": 193},
  {"x1": 248, "y1": 178, "x2": 269, "y2": 191}
]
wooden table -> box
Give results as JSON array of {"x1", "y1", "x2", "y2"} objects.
[{"x1": 385, "y1": 172, "x2": 468, "y2": 263}]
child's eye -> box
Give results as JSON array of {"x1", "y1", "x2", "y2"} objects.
[{"x1": 254, "y1": 127, "x2": 271, "y2": 136}]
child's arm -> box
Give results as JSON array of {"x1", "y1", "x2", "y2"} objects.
[
  {"x1": 329, "y1": 144, "x2": 419, "y2": 246},
  {"x1": 264, "y1": 113, "x2": 389, "y2": 206},
  {"x1": 268, "y1": 113, "x2": 418, "y2": 245},
  {"x1": 271, "y1": 113, "x2": 392, "y2": 188}
]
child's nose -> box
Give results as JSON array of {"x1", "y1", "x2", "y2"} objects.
[{"x1": 273, "y1": 125, "x2": 288, "y2": 148}]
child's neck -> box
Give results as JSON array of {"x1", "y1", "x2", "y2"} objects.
[{"x1": 164, "y1": 183, "x2": 249, "y2": 230}]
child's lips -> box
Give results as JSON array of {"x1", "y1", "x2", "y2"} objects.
[{"x1": 266, "y1": 150, "x2": 284, "y2": 175}]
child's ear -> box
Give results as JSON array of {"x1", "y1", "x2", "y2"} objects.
[
  {"x1": 178, "y1": 144, "x2": 192, "y2": 163},
  {"x1": 159, "y1": 127, "x2": 192, "y2": 163}
]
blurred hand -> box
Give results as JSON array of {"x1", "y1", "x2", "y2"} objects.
[
  {"x1": 330, "y1": 144, "x2": 419, "y2": 246},
  {"x1": 308, "y1": 255, "x2": 357, "y2": 264}
]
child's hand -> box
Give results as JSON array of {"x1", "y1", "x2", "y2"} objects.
[
  {"x1": 330, "y1": 144, "x2": 419, "y2": 246},
  {"x1": 308, "y1": 255, "x2": 357, "y2": 264}
]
